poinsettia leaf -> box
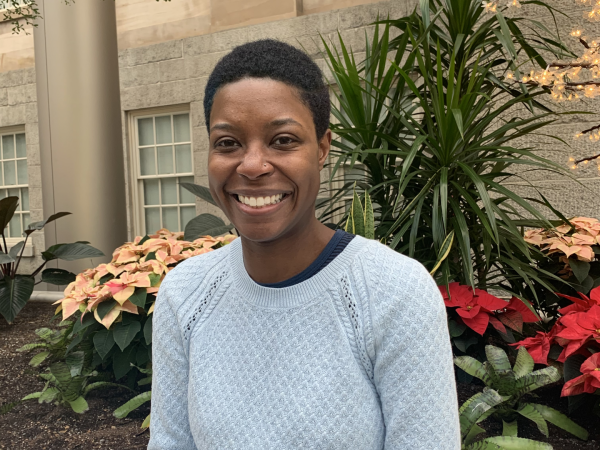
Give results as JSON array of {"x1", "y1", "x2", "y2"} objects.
[
  {"x1": 498, "y1": 310, "x2": 524, "y2": 333},
  {"x1": 569, "y1": 258, "x2": 591, "y2": 284},
  {"x1": 489, "y1": 316, "x2": 507, "y2": 334}
]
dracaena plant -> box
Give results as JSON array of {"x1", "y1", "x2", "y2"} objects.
[
  {"x1": 455, "y1": 345, "x2": 589, "y2": 441},
  {"x1": 318, "y1": 0, "x2": 577, "y2": 305},
  {"x1": 0, "y1": 196, "x2": 104, "y2": 324}
]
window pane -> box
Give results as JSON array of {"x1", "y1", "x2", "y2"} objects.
[
  {"x1": 175, "y1": 144, "x2": 192, "y2": 173},
  {"x1": 8, "y1": 188, "x2": 20, "y2": 210},
  {"x1": 22, "y1": 213, "x2": 29, "y2": 229},
  {"x1": 157, "y1": 146, "x2": 174, "y2": 174},
  {"x1": 162, "y1": 207, "x2": 178, "y2": 231},
  {"x1": 138, "y1": 118, "x2": 154, "y2": 146},
  {"x1": 0, "y1": 190, "x2": 5, "y2": 199},
  {"x1": 9, "y1": 213, "x2": 21, "y2": 237},
  {"x1": 3, "y1": 161, "x2": 16, "y2": 186},
  {"x1": 180, "y1": 206, "x2": 196, "y2": 229},
  {"x1": 145, "y1": 208, "x2": 161, "y2": 234},
  {"x1": 21, "y1": 188, "x2": 29, "y2": 211},
  {"x1": 160, "y1": 177, "x2": 177, "y2": 204},
  {"x1": 15, "y1": 134, "x2": 26, "y2": 158},
  {"x1": 179, "y1": 176, "x2": 195, "y2": 204},
  {"x1": 155, "y1": 116, "x2": 172, "y2": 144},
  {"x1": 139, "y1": 147, "x2": 156, "y2": 176},
  {"x1": 143, "y1": 179, "x2": 160, "y2": 206},
  {"x1": 2, "y1": 135, "x2": 14, "y2": 159},
  {"x1": 173, "y1": 114, "x2": 190, "y2": 142},
  {"x1": 17, "y1": 160, "x2": 28, "y2": 185}
]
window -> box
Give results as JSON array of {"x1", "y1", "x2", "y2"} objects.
[
  {"x1": 133, "y1": 111, "x2": 195, "y2": 235},
  {"x1": 0, "y1": 130, "x2": 28, "y2": 238},
  {"x1": 0, "y1": 0, "x2": 28, "y2": 11}
]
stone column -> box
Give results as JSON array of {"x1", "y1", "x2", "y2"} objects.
[{"x1": 33, "y1": 0, "x2": 126, "y2": 278}]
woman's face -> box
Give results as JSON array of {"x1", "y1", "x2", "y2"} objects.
[{"x1": 208, "y1": 78, "x2": 331, "y2": 243}]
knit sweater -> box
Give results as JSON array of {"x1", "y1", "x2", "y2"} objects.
[{"x1": 148, "y1": 235, "x2": 461, "y2": 450}]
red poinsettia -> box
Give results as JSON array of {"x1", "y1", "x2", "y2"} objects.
[
  {"x1": 510, "y1": 324, "x2": 563, "y2": 365},
  {"x1": 439, "y1": 283, "x2": 508, "y2": 335},
  {"x1": 555, "y1": 305, "x2": 600, "y2": 361},
  {"x1": 561, "y1": 353, "x2": 600, "y2": 396},
  {"x1": 489, "y1": 296, "x2": 540, "y2": 334},
  {"x1": 556, "y1": 286, "x2": 600, "y2": 316}
]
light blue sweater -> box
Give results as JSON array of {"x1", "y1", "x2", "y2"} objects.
[{"x1": 148, "y1": 236, "x2": 460, "y2": 449}]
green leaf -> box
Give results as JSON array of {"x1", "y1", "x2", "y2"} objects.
[
  {"x1": 149, "y1": 273, "x2": 161, "y2": 287},
  {"x1": 448, "y1": 319, "x2": 466, "y2": 338},
  {"x1": 0, "y1": 275, "x2": 35, "y2": 324},
  {"x1": 430, "y1": 230, "x2": 454, "y2": 275},
  {"x1": 8, "y1": 240, "x2": 24, "y2": 259},
  {"x1": 93, "y1": 329, "x2": 115, "y2": 360},
  {"x1": 113, "y1": 345, "x2": 137, "y2": 380},
  {"x1": 48, "y1": 243, "x2": 104, "y2": 261},
  {"x1": 0, "y1": 196, "x2": 19, "y2": 232},
  {"x1": 529, "y1": 403, "x2": 589, "y2": 440},
  {"x1": 113, "y1": 391, "x2": 152, "y2": 419},
  {"x1": 17, "y1": 343, "x2": 49, "y2": 352},
  {"x1": 96, "y1": 299, "x2": 118, "y2": 320},
  {"x1": 179, "y1": 182, "x2": 217, "y2": 206},
  {"x1": 65, "y1": 351, "x2": 85, "y2": 377},
  {"x1": 363, "y1": 191, "x2": 375, "y2": 239},
  {"x1": 72, "y1": 312, "x2": 97, "y2": 335},
  {"x1": 38, "y1": 387, "x2": 59, "y2": 404},
  {"x1": 350, "y1": 187, "x2": 365, "y2": 237},
  {"x1": 141, "y1": 413, "x2": 151, "y2": 429},
  {"x1": 143, "y1": 316, "x2": 152, "y2": 345},
  {"x1": 454, "y1": 356, "x2": 491, "y2": 385},
  {"x1": 513, "y1": 347, "x2": 534, "y2": 379},
  {"x1": 0, "y1": 401, "x2": 21, "y2": 415},
  {"x1": 0, "y1": 252, "x2": 15, "y2": 264},
  {"x1": 68, "y1": 396, "x2": 89, "y2": 414},
  {"x1": 83, "y1": 382, "x2": 134, "y2": 396},
  {"x1": 517, "y1": 404, "x2": 549, "y2": 437},
  {"x1": 470, "y1": 436, "x2": 553, "y2": 449},
  {"x1": 29, "y1": 351, "x2": 49, "y2": 367},
  {"x1": 569, "y1": 258, "x2": 591, "y2": 284},
  {"x1": 502, "y1": 420, "x2": 518, "y2": 437},
  {"x1": 183, "y1": 214, "x2": 232, "y2": 240},
  {"x1": 459, "y1": 389, "x2": 504, "y2": 439},
  {"x1": 41, "y1": 268, "x2": 77, "y2": 286},
  {"x1": 21, "y1": 392, "x2": 42, "y2": 401},
  {"x1": 112, "y1": 321, "x2": 141, "y2": 352},
  {"x1": 25, "y1": 212, "x2": 71, "y2": 235},
  {"x1": 128, "y1": 287, "x2": 147, "y2": 308}
]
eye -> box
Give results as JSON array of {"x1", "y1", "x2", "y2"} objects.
[
  {"x1": 214, "y1": 138, "x2": 240, "y2": 149},
  {"x1": 272, "y1": 136, "x2": 296, "y2": 146}
]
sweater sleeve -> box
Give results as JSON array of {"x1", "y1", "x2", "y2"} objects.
[
  {"x1": 148, "y1": 280, "x2": 197, "y2": 450},
  {"x1": 366, "y1": 248, "x2": 461, "y2": 449}
]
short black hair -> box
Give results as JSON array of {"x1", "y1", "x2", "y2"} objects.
[{"x1": 204, "y1": 39, "x2": 330, "y2": 139}]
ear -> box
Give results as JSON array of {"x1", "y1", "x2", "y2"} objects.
[{"x1": 317, "y1": 129, "x2": 332, "y2": 170}]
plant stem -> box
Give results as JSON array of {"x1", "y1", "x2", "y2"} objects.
[{"x1": 13, "y1": 234, "x2": 29, "y2": 277}]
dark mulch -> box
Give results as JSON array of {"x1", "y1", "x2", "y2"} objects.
[
  {"x1": 0, "y1": 302, "x2": 150, "y2": 450},
  {"x1": 457, "y1": 382, "x2": 600, "y2": 449}
]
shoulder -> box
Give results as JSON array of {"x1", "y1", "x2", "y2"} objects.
[{"x1": 157, "y1": 242, "x2": 233, "y2": 315}]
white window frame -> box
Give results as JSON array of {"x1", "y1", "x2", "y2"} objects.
[
  {"x1": 128, "y1": 105, "x2": 195, "y2": 237},
  {"x1": 0, "y1": 125, "x2": 32, "y2": 256}
]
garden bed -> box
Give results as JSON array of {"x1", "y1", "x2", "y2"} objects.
[
  {"x1": 0, "y1": 302, "x2": 150, "y2": 450},
  {"x1": 456, "y1": 380, "x2": 599, "y2": 449}
]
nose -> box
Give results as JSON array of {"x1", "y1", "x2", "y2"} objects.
[{"x1": 236, "y1": 140, "x2": 272, "y2": 180}]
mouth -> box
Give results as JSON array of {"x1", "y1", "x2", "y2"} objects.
[{"x1": 232, "y1": 193, "x2": 291, "y2": 209}]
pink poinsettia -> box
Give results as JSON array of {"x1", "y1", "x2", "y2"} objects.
[{"x1": 55, "y1": 229, "x2": 237, "y2": 329}]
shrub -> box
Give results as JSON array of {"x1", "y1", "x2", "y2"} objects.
[{"x1": 455, "y1": 345, "x2": 588, "y2": 442}]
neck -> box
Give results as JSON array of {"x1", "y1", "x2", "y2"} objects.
[{"x1": 240, "y1": 217, "x2": 335, "y2": 284}]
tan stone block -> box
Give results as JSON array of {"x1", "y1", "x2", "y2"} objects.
[
  {"x1": 118, "y1": 49, "x2": 130, "y2": 68},
  {"x1": 0, "y1": 104, "x2": 25, "y2": 127},
  {"x1": 120, "y1": 63, "x2": 160, "y2": 88},
  {"x1": 25, "y1": 103, "x2": 37, "y2": 123},
  {"x1": 24, "y1": 123, "x2": 39, "y2": 144},
  {"x1": 338, "y1": 1, "x2": 390, "y2": 30},
  {"x1": 184, "y1": 28, "x2": 249, "y2": 56},
  {"x1": 211, "y1": 0, "x2": 298, "y2": 32},
  {"x1": 390, "y1": 0, "x2": 419, "y2": 18},
  {"x1": 0, "y1": 88, "x2": 6, "y2": 107},
  {"x1": 0, "y1": 69, "x2": 32, "y2": 88},
  {"x1": 28, "y1": 164, "x2": 42, "y2": 188},
  {"x1": 28, "y1": 185, "x2": 44, "y2": 210},
  {"x1": 194, "y1": 149, "x2": 209, "y2": 177},
  {"x1": 121, "y1": 84, "x2": 161, "y2": 110},
  {"x1": 246, "y1": 15, "x2": 307, "y2": 41},
  {"x1": 128, "y1": 40, "x2": 183, "y2": 66},
  {"x1": 26, "y1": 144, "x2": 40, "y2": 165},
  {"x1": 303, "y1": 10, "x2": 339, "y2": 35},
  {"x1": 7, "y1": 83, "x2": 36, "y2": 105},
  {"x1": 338, "y1": 26, "x2": 376, "y2": 54},
  {"x1": 190, "y1": 101, "x2": 206, "y2": 129}
]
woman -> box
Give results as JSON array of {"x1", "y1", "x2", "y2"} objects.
[{"x1": 149, "y1": 39, "x2": 460, "y2": 449}]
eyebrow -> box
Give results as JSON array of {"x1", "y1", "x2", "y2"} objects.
[{"x1": 210, "y1": 118, "x2": 304, "y2": 133}]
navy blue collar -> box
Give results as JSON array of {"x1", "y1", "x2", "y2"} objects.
[{"x1": 258, "y1": 230, "x2": 355, "y2": 288}]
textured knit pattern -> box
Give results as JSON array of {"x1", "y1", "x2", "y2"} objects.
[{"x1": 149, "y1": 236, "x2": 461, "y2": 450}]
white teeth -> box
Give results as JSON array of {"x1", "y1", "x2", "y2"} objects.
[{"x1": 238, "y1": 194, "x2": 284, "y2": 208}]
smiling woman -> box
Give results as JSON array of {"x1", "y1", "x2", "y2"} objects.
[{"x1": 148, "y1": 39, "x2": 460, "y2": 450}]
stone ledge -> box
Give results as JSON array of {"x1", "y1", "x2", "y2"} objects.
[{"x1": 127, "y1": 40, "x2": 183, "y2": 67}]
